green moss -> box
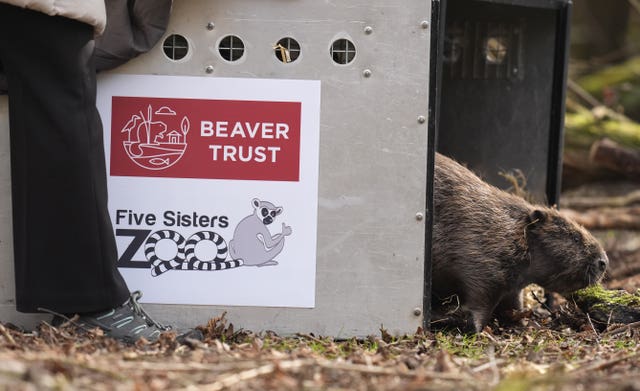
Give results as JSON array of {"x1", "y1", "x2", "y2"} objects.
[
  {"x1": 494, "y1": 376, "x2": 568, "y2": 391},
  {"x1": 577, "y1": 56, "x2": 640, "y2": 96},
  {"x1": 261, "y1": 336, "x2": 299, "y2": 352},
  {"x1": 612, "y1": 339, "x2": 636, "y2": 351},
  {"x1": 572, "y1": 285, "x2": 640, "y2": 307},
  {"x1": 564, "y1": 111, "x2": 640, "y2": 149}
]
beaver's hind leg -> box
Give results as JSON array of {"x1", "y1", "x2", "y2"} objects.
[
  {"x1": 465, "y1": 286, "x2": 508, "y2": 333},
  {"x1": 494, "y1": 290, "x2": 524, "y2": 326}
]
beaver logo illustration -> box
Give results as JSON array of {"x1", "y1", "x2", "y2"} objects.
[{"x1": 120, "y1": 104, "x2": 189, "y2": 170}]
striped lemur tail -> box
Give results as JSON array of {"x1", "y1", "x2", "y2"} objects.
[{"x1": 146, "y1": 230, "x2": 243, "y2": 276}]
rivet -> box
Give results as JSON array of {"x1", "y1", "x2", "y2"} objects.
[
  {"x1": 415, "y1": 212, "x2": 424, "y2": 221},
  {"x1": 205, "y1": 65, "x2": 214, "y2": 74},
  {"x1": 364, "y1": 26, "x2": 373, "y2": 35},
  {"x1": 206, "y1": 22, "x2": 215, "y2": 30},
  {"x1": 363, "y1": 69, "x2": 372, "y2": 78},
  {"x1": 413, "y1": 307, "x2": 422, "y2": 316},
  {"x1": 417, "y1": 115, "x2": 426, "y2": 124},
  {"x1": 421, "y1": 20, "x2": 430, "y2": 29}
]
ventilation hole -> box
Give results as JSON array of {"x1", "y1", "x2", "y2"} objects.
[
  {"x1": 330, "y1": 38, "x2": 356, "y2": 65},
  {"x1": 162, "y1": 34, "x2": 189, "y2": 61},
  {"x1": 218, "y1": 35, "x2": 245, "y2": 61},
  {"x1": 484, "y1": 36, "x2": 508, "y2": 64},
  {"x1": 274, "y1": 37, "x2": 301, "y2": 63}
]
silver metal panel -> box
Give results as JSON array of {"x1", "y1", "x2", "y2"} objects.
[{"x1": 0, "y1": 1, "x2": 432, "y2": 336}]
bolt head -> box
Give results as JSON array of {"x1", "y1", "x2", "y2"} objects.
[
  {"x1": 206, "y1": 22, "x2": 215, "y2": 30},
  {"x1": 205, "y1": 65, "x2": 214, "y2": 74},
  {"x1": 413, "y1": 307, "x2": 422, "y2": 316},
  {"x1": 364, "y1": 26, "x2": 373, "y2": 35},
  {"x1": 417, "y1": 115, "x2": 426, "y2": 124},
  {"x1": 362, "y1": 69, "x2": 372, "y2": 78},
  {"x1": 421, "y1": 20, "x2": 430, "y2": 29},
  {"x1": 415, "y1": 212, "x2": 424, "y2": 221}
]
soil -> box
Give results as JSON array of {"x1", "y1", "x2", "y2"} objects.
[{"x1": 1, "y1": 183, "x2": 640, "y2": 391}]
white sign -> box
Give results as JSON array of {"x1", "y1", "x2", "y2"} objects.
[{"x1": 97, "y1": 74, "x2": 321, "y2": 308}]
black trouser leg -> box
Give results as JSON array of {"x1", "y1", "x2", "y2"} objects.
[{"x1": 0, "y1": 5, "x2": 129, "y2": 313}]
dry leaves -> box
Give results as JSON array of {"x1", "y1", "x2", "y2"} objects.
[{"x1": 1, "y1": 306, "x2": 640, "y2": 390}]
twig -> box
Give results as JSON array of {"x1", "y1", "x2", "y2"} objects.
[
  {"x1": 487, "y1": 345, "x2": 500, "y2": 386},
  {"x1": 560, "y1": 207, "x2": 640, "y2": 230},
  {"x1": 180, "y1": 357, "x2": 473, "y2": 391},
  {"x1": 207, "y1": 363, "x2": 278, "y2": 391},
  {"x1": 54, "y1": 314, "x2": 80, "y2": 329},
  {"x1": 39, "y1": 321, "x2": 77, "y2": 341},
  {"x1": 315, "y1": 359, "x2": 471, "y2": 381},
  {"x1": 0, "y1": 324, "x2": 16, "y2": 346},
  {"x1": 629, "y1": 0, "x2": 640, "y2": 16},
  {"x1": 602, "y1": 320, "x2": 640, "y2": 337},
  {"x1": 589, "y1": 138, "x2": 640, "y2": 181},
  {"x1": 187, "y1": 359, "x2": 313, "y2": 391},
  {"x1": 530, "y1": 290, "x2": 553, "y2": 313},
  {"x1": 571, "y1": 352, "x2": 640, "y2": 374},
  {"x1": 561, "y1": 190, "x2": 640, "y2": 209},
  {"x1": 471, "y1": 358, "x2": 506, "y2": 373},
  {"x1": 498, "y1": 169, "x2": 528, "y2": 200},
  {"x1": 442, "y1": 294, "x2": 461, "y2": 315},
  {"x1": 481, "y1": 331, "x2": 498, "y2": 344},
  {"x1": 295, "y1": 332, "x2": 328, "y2": 345},
  {"x1": 114, "y1": 359, "x2": 271, "y2": 373},
  {"x1": 585, "y1": 313, "x2": 601, "y2": 344},
  {"x1": 567, "y1": 79, "x2": 603, "y2": 109},
  {"x1": 7, "y1": 353, "x2": 128, "y2": 381}
]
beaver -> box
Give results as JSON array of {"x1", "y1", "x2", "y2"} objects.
[{"x1": 432, "y1": 153, "x2": 608, "y2": 332}]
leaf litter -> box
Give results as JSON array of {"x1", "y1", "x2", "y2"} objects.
[{"x1": 1, "y1": 301, "x2": 640, "y2": 391}]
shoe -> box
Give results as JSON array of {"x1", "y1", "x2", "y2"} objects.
[{"x1": 52, "y1": 291, "x2": 202, "y2": 344}]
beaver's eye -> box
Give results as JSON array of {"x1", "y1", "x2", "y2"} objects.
[{"x1": 572, "y1": 234, "x2": 581, "y2": 243}]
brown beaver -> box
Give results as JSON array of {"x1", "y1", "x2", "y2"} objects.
[{"x1": 432, "y1": 153, "x2": 608, "y2": 332}]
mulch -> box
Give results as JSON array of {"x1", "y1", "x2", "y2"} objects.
[{"x1": 2, "y1": 300, "x2": 640, "y2": 390}]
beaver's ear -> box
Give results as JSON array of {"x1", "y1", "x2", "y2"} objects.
[{"x1": 529, "y1": 209, "x2": 547, "y2": 224}]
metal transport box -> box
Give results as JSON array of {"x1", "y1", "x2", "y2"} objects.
[
  {"x1": 0, "y1": 0, "x2": 435, "y2": 336},
  {"x1": 0, "y1": 0, "x2": 571, "y2": 336}
]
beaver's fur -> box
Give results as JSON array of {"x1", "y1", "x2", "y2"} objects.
[{"x1": 432, "y1": 153, "x2": 608, "y2": 332}]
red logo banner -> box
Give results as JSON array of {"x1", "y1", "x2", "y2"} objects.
[{"x1": 110, "y1": 96, "x2": 301, "y2": 181}]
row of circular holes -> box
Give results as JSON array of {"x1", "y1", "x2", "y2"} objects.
[{"x1": 163, "y1": 34, "x2": 357, "y2": 64}]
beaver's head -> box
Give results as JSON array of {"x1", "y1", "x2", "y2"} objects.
[{"x1": 524, "y1": 208, "x2": 608, "y2": 294}]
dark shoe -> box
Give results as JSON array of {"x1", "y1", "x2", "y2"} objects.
[{"x1": 52, "y1": 291, "x2": 202, "y2": 344}]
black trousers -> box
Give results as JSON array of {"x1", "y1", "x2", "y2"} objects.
[{"x1": 0, "y1": 5, "x2": 129, "y2": 313}]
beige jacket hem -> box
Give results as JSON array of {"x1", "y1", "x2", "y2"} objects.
[{"x1": 0, "y1": 0, "x2": 106, "y2": 34}]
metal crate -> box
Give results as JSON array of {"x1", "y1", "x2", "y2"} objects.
[{"x1": 0, "y1": 0, "x2": 436, "y2": 337}]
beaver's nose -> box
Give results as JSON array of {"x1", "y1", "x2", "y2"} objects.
[{"x1": 596, "y1": 254, "x2": 609, "y2": 273}]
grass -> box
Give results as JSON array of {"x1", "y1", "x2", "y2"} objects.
[{"x1": 435, "y1": 332, "x2": 489, "y2": 360}]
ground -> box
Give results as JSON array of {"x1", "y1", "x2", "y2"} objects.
[{"x1": 1, "y1": 303, "x2": 640, "y2": 391}]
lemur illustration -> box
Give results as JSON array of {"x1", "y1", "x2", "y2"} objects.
[
  {"x1": 147, "y1": 198, "x2": 291, "y2": 276},
  {"x1": 229, "y1": 198, "x2": 292, "y2": 266}
]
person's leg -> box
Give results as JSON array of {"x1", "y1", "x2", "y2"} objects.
[{"x1": 0, "y1": 4, "x2": 129, "y2": 314}]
